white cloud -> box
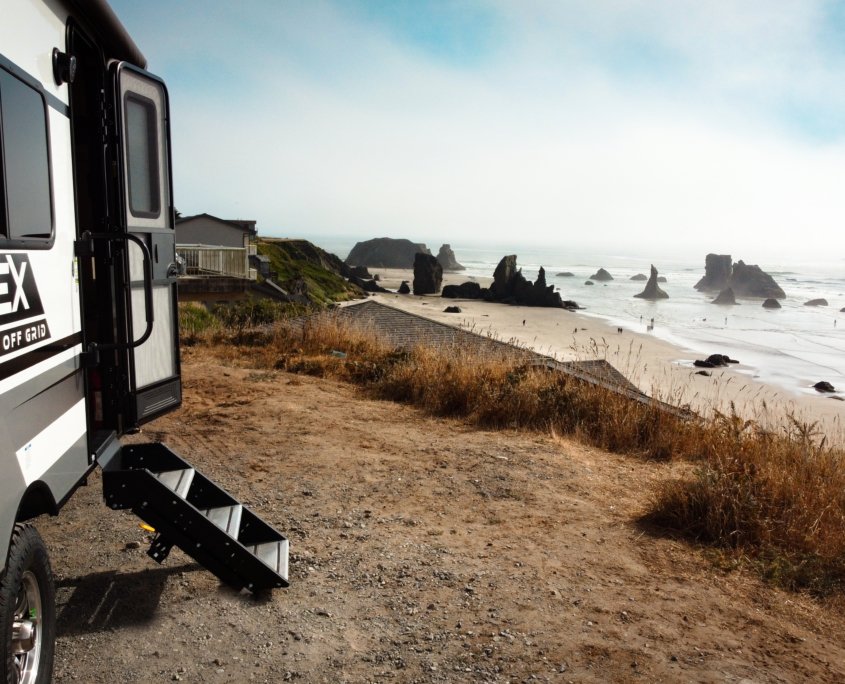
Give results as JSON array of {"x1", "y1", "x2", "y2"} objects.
[{"x1": 119, "y1": 0, "x2": 845, "y2": 258}]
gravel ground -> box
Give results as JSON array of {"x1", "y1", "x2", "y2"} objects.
[{"x1": 36, "y1": 360, "x2": 845, "y2": 683}]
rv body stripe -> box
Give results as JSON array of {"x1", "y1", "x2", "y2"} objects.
[
  {"x1": 16, "y1": 398, "x2": 86, "y2": 486},
  {"x1": 0, "y1": 51, "x2": 69, "y2": 118},
  {"x1": 0, "y1": 332, "x2": 82, "y2": 383}
]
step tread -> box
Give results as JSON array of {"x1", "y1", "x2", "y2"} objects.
[
  {"x1": 251, "y1": 540, "x2": 289, "y2": 579},
  {"x1": 154, "y1": 468, "x2": 195, "y2": 499},
  {"x1": 204, "y1": 504, "x2": 243, "y2": 537}
]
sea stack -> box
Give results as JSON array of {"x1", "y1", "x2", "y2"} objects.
[
  {"x1": 485, "y1": 256, "x2": 571, "y2": 308},
  {"x1": 634, "y1": 265, "x2": 669, "y2": 299},
  {"x1": 436, "y1": 244, "x2": 465, "y2": 271},
  {"x1": 398, "y1": 281, "x2": 410, "y2": 294},
  {"x1": 412, "y1": 253, "x2": 443, "y2": 295},
  {"x1": 729, "y1": 261, "x2": 785, "y2": 299},
  {"x1": 346, "y1": 238, "x2": 432, "y2": 269},
  {"x1": 762, "y1": 298, "x2": 781, "y2": 309},
  {"x1": 695, "y1": 254, "x2": 732, "y2": 291},
  {"x1": 589, "y1": 268, "x2": 613, "y2": 281},
  {"x1": 631, "y1": 274, "x2": 648, "y2": 281},
  {"x1": 711, "y1": 287, "x2": 738, "y2": 305},
  {"x1": 804, "y1": 299, "x2": 828, "y2": 307}
]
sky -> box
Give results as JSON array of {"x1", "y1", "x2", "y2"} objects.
[{"x1": 110, "y1": 0, "x2": 845, "y2": 260}]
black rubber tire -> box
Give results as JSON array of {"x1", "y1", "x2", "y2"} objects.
[{"x1": 0, "y1": 524, "x2": 55, "y2": 684}]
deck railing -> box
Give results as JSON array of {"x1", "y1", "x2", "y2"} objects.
[{"x1": 176, "y1": 245, "x2": 256, "y2": 280}]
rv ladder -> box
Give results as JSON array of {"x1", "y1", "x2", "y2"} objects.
[{"x1": 99, "y1": 442, "x2": 288, "y2": 591}]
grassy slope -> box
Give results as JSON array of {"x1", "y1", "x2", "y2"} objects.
[{"x1": 255, "y1": 238, "x2": 364, "y2": 305}]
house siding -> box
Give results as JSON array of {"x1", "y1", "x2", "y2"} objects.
[{"x1": 176, "y1": 216, "x2": 251, "y2": 248}]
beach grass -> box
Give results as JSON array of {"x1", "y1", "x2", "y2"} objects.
[{"x1": 183, "y1": 310, "x2": 845, "y2": 594}]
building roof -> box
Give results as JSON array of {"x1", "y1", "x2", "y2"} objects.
[{"x1": 176, "y1": 213, "x2": 258, "y2": 235}]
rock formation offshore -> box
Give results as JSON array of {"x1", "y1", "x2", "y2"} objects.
[
  {"x1": 412, "y1": 253, "x2": 443, "y2": 295},
  {"x1": 695, "y1": 254, "x2": 732, "y2": 291},
  {"x1": 634, "y1": 265, "x2": 669, "y2": 299},
  {"x1": 695, "y1": 255, "x2": 785, "y2": 299},
  {"x1": 436, "y1": 244, "x2": 465, "y2": 271},
  {"x1": 485, "y1": 256, "x2": 579, "y2": 309},
  {"x1": 346, "y1": 238, "x2": 431, "y2": 269}
]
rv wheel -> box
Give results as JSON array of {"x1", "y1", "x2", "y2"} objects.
[{"x1": 0, "y1": 524, "x2": 55, "y2": 684}]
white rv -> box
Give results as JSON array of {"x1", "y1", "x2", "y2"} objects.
[{"x1": 0, "y1": 1, "x2": 289, "y2": 681}]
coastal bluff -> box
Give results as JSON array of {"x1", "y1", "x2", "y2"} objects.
[{"x1": 346, "y1": 238, "x2": 431, "y2": 269}]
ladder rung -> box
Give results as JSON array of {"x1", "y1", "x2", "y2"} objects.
[
  {"x1": 204, "y1": 505, "x2": 243, "y2": 537},
  {"x1": 251, "y1": 539, "x2": 289, "y2": 580},
  {"x1": 154, "y1": 468, "x2": 195, "y2": 499}
]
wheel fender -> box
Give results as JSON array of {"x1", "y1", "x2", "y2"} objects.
[{"x1": 15, "y1": 482, "x2": 59, "y2": 524}]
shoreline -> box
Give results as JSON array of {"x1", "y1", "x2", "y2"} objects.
[{"x1": 356, "y1": 268, "x2": 845, "y2": 431}]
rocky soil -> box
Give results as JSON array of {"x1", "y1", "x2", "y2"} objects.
[{"x1": 40, "y1": 361, "x2": 845, "y2": 683}]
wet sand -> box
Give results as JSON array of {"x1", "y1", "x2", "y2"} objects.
[{"x1": 357, "y1": 268, "x2": 845, "y2": 434}]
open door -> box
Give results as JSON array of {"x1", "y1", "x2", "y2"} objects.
[{"x1": 110, "y1": 62, "x2": 181, "y2": 429}]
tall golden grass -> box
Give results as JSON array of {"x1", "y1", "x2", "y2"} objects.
[{"x1": 185, "y1": 312, "x2": 845, "y2": 593}]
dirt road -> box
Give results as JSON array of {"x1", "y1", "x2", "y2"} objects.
[{"x1": 41, "y1": 361, "x2": 845, "y2": 682}]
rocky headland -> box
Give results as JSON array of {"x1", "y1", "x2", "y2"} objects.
[
  {"x1": 634, "y1": 265, "x2": 669, "y2": 299},
  {"x1": 346, "y1": 238, "x2": 431, "y2": 269}
]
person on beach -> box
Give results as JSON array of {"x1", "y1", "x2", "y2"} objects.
[{"x1": 523, "y1": 320, "x2": 525, "y2": 326}]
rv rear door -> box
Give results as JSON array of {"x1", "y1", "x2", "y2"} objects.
[{"x1": 112, "y1": 62, "x2": 181, "y2": 428}]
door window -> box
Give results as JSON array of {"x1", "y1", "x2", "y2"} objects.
[
  {"x1": 124, "y1": 92, "x2": 160, "y2": 218},
  {"x1": 0, "y1": 68, "x2": 53, "y2": 241}
]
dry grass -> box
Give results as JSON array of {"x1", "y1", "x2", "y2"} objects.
[{"x1": 183, "y1": 313, "x2": 845, "y2": 593}]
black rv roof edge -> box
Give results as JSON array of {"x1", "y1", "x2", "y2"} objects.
[{"x1": 68, "y1": 0, "x2": 147, "y2": 69}]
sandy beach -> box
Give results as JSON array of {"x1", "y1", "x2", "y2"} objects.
[{"x1": 358, "y1": 268, "x2": 845, "y2": 432}]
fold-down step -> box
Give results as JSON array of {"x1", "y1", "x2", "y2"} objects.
[{"x1": 99, "y1": 442, "x2": 289, "y2": 592}]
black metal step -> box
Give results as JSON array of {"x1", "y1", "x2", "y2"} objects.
[{"x1": 99, "y1": 442, "x2": 289, "y2": 591}]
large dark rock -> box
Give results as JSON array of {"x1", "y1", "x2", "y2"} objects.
[
  {"x1": 711, "y1": 287, "x2": 738, "y2": 305},
  {"x1": 728, "y1": 261, "x2": 785, "y2": 299},
  {"x1": 814, "y1": 381, "x2": 835, "y2": 393},
  {"x1": 695, "y1": 254, "x2": 732, "y2": 291},
  {"x1": 444, "y1": 306, "x2": 462, "y2": 313},
  {"x1": 557, "y1": 272, "x2": 575, "y2": 277},
  {"x1": 413, "y1": 253, "x2": 443, "y2": 295},
  {"x1": 657, "y1": 276, "x2": 667, "y2": 283},
  {"x1": 486, "y1": 256, "x2": 570, "y2": 308},
  {"x1": 763, "y1": 298, "x2": 781, "y2": 309},
  {"x1": 436, "y1": 244, "x2": 465, "y2": 271},
  {"x1": 589, "y1": 268, "x2": 613, "y2": 281},
  {"x1": 348, "y1": 274, "x2": 388, "y2": 293},
  {"x1": 443, "y1": 281, "x2": 483, "y2": 299},
  {"x1": 398, "y1": 281, "x2": 410, "y2": 294},
  {"x1": 804, "y1": 298, "x2": 828, "y2": 306},
  {"x1": 630, "y1": 274, "x2": 648, "y2": 281},
  {"x1": 346, "y1": 238, "x2": 431, "y2": 269},
  {"x1": 585, "y1": 281, "x2": 594, "y2": 286},
  {"x1": 349, "y1": 265, "x2": 372, "y2": 279},
  {"x1": 634, "y1": 265, "x2": 669, "y2": 299}
]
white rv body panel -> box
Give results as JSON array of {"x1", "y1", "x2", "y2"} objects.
[{"x1": 0, "y1": 0, "x2": 70, "y2": 104}]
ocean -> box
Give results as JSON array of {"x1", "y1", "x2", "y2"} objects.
[{"x1": 321, "y1": 238, "x2": 845, "y2": 399}]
